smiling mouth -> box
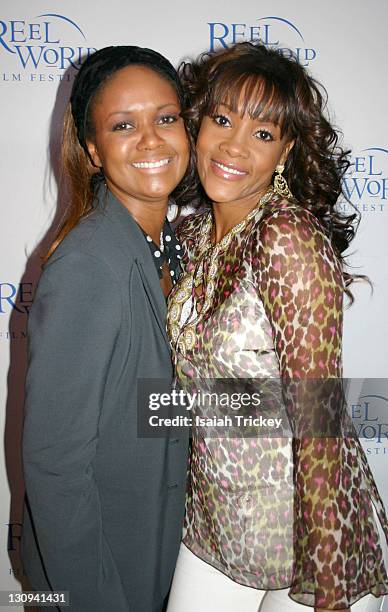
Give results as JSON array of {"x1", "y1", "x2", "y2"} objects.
[
  {"x1": 211, "y1": 159, "x2": 247, "y2": 176},
  {"x1": 132, "y1": 158, "x2": 172, "y2": 169}
]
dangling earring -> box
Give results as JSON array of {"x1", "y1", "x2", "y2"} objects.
[{"x1": 273, "y1": 164, "x2": 293, "y2": 199}]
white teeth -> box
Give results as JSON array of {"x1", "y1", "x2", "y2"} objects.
[
  {"x1": 214, "y1": 161, "x2": 245, "y2": 175},
  {"x1": 132, "y1": 158, "x2": 170, "y2": 169}
]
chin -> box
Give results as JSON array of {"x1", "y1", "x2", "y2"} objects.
[
  {"x1": 145, "y1": 188, "x2": 173, "y2": 200},
  {"x1": 204, "y1": 188, "x2": 237, "y2": 203},
  {"x1": 145, "y1": 180, "x2": 177, "y2": 199}
]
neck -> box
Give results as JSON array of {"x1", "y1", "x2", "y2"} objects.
[
  {"x1": 131, "y1": 205, "x2": 168, "y2": 245},
  {"x1": 211, "y1": 189, "x2": 269, "y2": 244},
  {"x1": 108, "y1": 183, "x2": 168, "y2": 246}
]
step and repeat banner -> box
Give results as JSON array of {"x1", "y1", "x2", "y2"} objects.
[{"x1": 1, "y1": 0, "x2": 387, "y2": 608}]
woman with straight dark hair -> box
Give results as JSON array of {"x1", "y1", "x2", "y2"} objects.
[
  {"x1": 166, "y1": 42, "x2": 388, "y2": 612},
  {"x1": 22, "y1": 45, "x2": 192, "y2": 612}
]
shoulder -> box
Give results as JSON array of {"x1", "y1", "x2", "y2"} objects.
[
  {"x1": 258, "y1": 199, "x2": 335, "y2": 259},
  {"x1": 46, "y1": 210, "x2": 134, "y2": 282},
  {"x1": 252, "y1": 199, "x2": 344, "y2": 291},
  {"x1": 42, "y1": 210, "x2": 122, "y2": 291},
  {"x1": 37, "y1": 251, "x2": 119, "y2": 309},
  {"x1": 52, "y1": 209, "x2": 114, "y2": 257}
]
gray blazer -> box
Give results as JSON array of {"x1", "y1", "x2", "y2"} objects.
[{"x1": 22, "y1": 187, "x2": 188, "y2": 612}]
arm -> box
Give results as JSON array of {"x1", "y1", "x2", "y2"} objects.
[
  {"x1": 23, "y1": 251, "x2": 129, "y2": 611},
  {"x1": 256, "y1": 208, "x2": 350, "y2": 611}
]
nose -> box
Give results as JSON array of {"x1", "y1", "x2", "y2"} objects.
[
  {"x1": 219, "y1": 128, "x2": 249, "y2": 159},
  {"x1": 136, "y1": 123, "x2": 164, "y2": 151}
]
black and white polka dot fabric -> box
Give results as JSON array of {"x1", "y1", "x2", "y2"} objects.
[{"x1": 140, "y1": 220, "x2": 182, "y2": 284}]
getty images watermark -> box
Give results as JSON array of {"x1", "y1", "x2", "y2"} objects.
[
  {"x1": 147, "y1": 387, "x2": 282, "y2": 430},
  {"x1": 137, "y1": 378, "x2": 305, "y2": 438},
  {"x1": 137, "y1": 378, "x2": 388, "y2": 440}
]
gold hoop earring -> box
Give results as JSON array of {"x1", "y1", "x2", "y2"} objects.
[{"x1": 273, "y1": 164, "x2": 293, "y2": 199}]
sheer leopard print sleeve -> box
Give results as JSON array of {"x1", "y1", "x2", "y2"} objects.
[
  {"x1": 255, "y1": 205, "x2": 388, "y2": 609},
  {"x1": 256, "y1": 206, "x2": 344, "y2": 380}
]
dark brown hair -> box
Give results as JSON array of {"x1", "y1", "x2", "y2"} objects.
[
  {"x1": 46, "y1": 47, "x2": 196, "y2": 261},
  {"x1": 180, "y1": 42, "x2": 363, "y2": 297}
]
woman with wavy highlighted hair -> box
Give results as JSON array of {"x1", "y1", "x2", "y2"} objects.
[{"x1": 166, "y1": 42, "x2": 388, "y2": 612}]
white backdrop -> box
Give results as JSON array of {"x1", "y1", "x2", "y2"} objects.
[{"x1": 1, "y1": 1, "x2": 387, "y2": 609}]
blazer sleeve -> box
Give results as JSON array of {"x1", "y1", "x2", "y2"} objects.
[{"x1": 23, "y1": 250, "x2": 129, "y2": 611}]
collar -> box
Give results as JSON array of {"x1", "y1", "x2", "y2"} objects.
[{"x1": 93, "y1": 185, "x2": 170, "y2": 344}]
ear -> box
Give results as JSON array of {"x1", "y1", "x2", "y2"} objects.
[
  {"x1": 86, "y1": 140, "x2": 102, "y2": 168},
  {"x1": 280, "y1": 139, "x2": 295, "y2": 166}
]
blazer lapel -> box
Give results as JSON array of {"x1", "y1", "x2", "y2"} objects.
[
  {"x1": 134, "y1": 259, "x2": 170, "y2": 347},
  {"x1": 96, "y1": 186, "x2": 171, "y2": 351}
]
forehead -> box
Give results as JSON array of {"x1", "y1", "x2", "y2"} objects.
[
  {"x1": 209, "y1": 73, "x2": 286, "y2": 126},
  {"x1": 94, "y1": 65, "x2": 179, "y2": 111}
]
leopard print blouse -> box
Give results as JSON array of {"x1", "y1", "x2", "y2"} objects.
[{"x1": 166, "y1": 192, "x2": 388, "y2": 609}]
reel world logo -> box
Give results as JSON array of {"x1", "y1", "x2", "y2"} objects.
[
  {"x1": 0, "y1": 282, "x2": 35, "y2": 342},
  {"x1": 0, "y1": 14, "x2": 96, "y2": 82},
  {"x1": 0, "y1": 282, "x2": 33, "y2": 340},
  {"x1": 340, "y1": 147, "x2": 388, "y2": 213},
  {"x1": 0, "y1": 282, "x2": 34, "y2": 315},
  {"x1": 351, "y1": 394, "x2": 388, "y2": 454},
  {"x1": 208, "y1": 16, "x2": 316, "y2": 66}
]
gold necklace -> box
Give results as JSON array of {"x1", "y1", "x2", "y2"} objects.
[{"x1": 169, "y1": 187, "x2": 275, "y2": 354}]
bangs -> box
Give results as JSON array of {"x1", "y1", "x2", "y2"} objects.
[{"x1": 206, "y1": 72, "x2": 292, "y2": 137}]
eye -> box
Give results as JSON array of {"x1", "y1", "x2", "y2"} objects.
[
  {"x1": 157, "y1": 114, "x2": 179, "y2": 125},
  {"x1": 112, "y1": 121, "x2": 134, "y2": 132},
  {"x1": 213, "y1": 114, "x2": 231, "y2": 127},
  {"x1": 255, "y1": 129, "x2": 274, "y2": 142}
]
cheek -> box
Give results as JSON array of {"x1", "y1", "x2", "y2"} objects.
[
  {"x1": 169, "y1": 131, "x2": 189, "y2": 163},
  {"x1": 97, "y1": 139, "x2": 126, "y2": 168},
  {"x1": 175, "y1": 145, "x2": 190, "y2": 181},
  {"x1": 253, "y1": 148, "x2": 281, "y2": 176},
  {"x1": 195, "y1": 152, "x2": 207, "y2": 181},
  {"x1": 178, "y1": 135, "x2": 190, "y2": 163},
  {"x1": 196, "y1": 140, "x2": 209, "y2": 171},
  {"x1": 196, "y1": 126, "x2": 213, "y2": 161}
]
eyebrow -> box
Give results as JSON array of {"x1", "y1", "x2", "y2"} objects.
[{"x1": 107, "y1": 103, "x2": 180, "y2": 119}]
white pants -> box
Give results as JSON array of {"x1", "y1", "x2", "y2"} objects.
[{"x1": 167, "y1": 543, "x2": 385, "y2": 612}]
